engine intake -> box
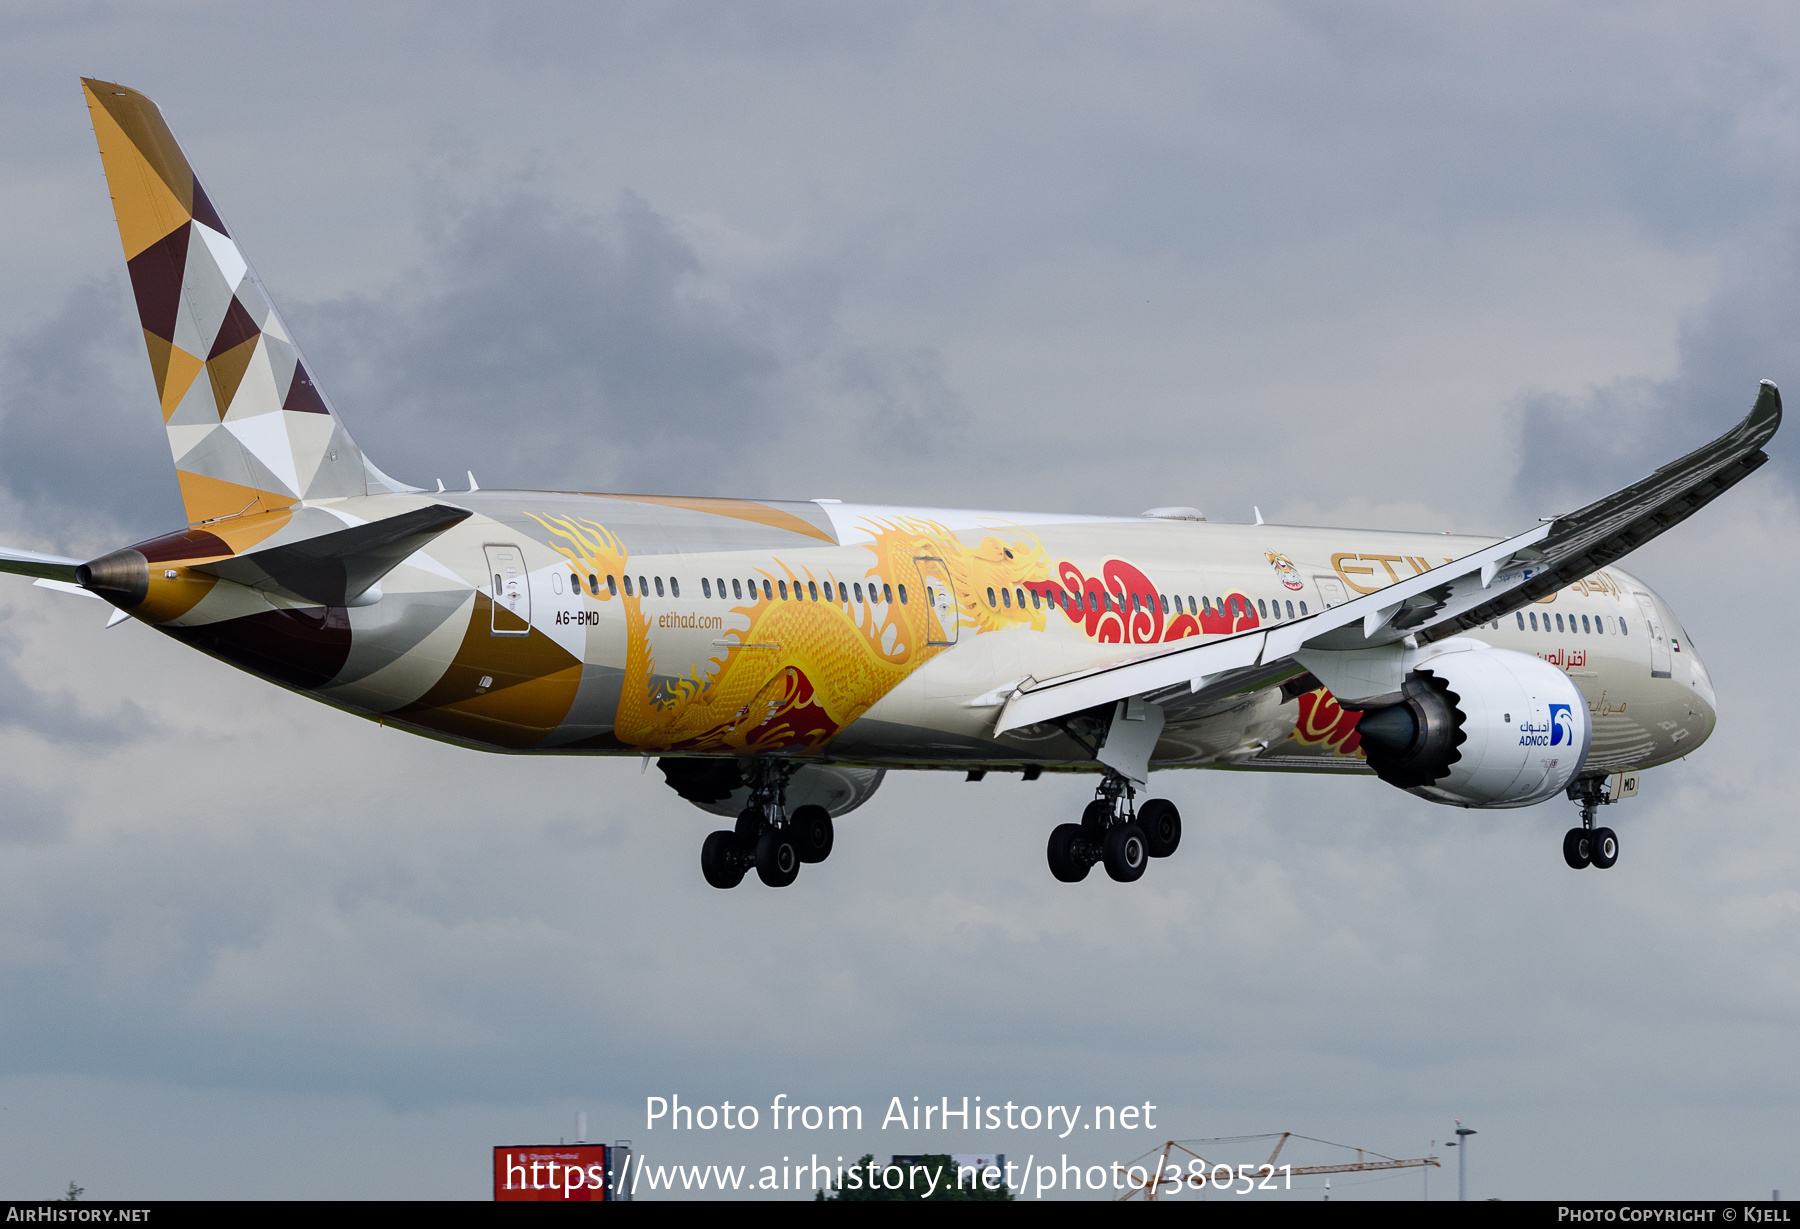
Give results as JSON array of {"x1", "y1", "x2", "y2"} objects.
[{"x1": 1350, "y1": 644, "x2": 1591, "y2": 809}]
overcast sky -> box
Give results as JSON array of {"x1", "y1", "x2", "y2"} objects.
[{"x1": 1, "y1": 1, "x2": 1798, "y2": 1200}]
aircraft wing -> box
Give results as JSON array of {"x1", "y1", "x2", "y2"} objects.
[{"x1": 995, "y1": 380, "x2": 1781, "y2": 736}]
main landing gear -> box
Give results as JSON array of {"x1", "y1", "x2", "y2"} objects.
[
  {"x1": 700, "y1": 761, "x2": 835, "y2": 890},
  {"x1": 1046, "y1": 773, "x2": 1182, "y2": 884},
  {"x1": 1562, "y1": 776, "x2": 1619, "y2": 870}
]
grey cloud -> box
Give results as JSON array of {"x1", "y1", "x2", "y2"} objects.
[
  {"x1": 291, "y1": 190, "x2": 964, "y2": 497},
  {"x1": 1513, "y1": 238, "x2": 1800, "y2": 519},
  {"x1": 0, "y1": 282, "x2": 187, "y2": 554}
]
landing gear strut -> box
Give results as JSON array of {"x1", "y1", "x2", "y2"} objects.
[
  {"x1": 1563, "y1": 776, "x2": 1618, "y2": 870},
  {"x1": 1048, "y1": 773, "x2": 1180, "y2": 884},
  {"x1": 700, "y1": 760, "x2": 834, "y2": 889}
]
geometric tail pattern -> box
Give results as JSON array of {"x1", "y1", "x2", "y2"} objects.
[{"x1": 83, "y1": 78, "x2": 381, "y2": 524}]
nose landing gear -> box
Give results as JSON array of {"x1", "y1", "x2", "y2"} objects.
[
  {"x1": 1563, "y1": 776, "x2": 1619, "y2": 870},
  {"x1": 1047, "y1": 773, "x2": 1179, "y2": 884}
]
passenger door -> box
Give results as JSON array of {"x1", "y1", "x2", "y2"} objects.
[
  {"x1": 1633, "y1": 591, "x2": 1671, "y2": 678},
  {"x1": 485, "y1": 543, "x2": 532, "y2": 636},
  {"x1": 913, "y1": 557, "x2": 959, "y2": 646}
]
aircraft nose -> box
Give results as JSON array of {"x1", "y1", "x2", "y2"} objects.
[{"x1": 1681, "y1": 639, "x2": 1718, "y2": 743}]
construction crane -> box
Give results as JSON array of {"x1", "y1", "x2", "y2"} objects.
[{"x1": 1114, "y1": 1132, "x2": 1440, "y2": 1200}]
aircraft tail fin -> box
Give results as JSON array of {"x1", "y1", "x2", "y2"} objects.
[{"x1": 80, "y1": 79, "x2": 410, "y2": 525}]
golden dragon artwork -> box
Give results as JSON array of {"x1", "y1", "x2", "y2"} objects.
[{"x1": 530, "y1": 513, "x2": 1052, "y2": 753}]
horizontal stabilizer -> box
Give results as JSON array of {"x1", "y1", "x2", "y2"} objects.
[
  {"x1": 33, "y1": 577, "x2": 100, "y2": 600},
  {"x1": 0, "y1": 546, "x2": 82, "y2": 585},
  {"x1": 194, "y1": 503, "x2": 471, "y2": 607}
]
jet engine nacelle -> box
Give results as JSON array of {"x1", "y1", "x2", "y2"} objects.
[
  {"x1": 1353, "y1": 644, "x2": 1591, "y2": 809},
  {"x1": 657, "y1": 757, "x2": 885, "y2": 818}
]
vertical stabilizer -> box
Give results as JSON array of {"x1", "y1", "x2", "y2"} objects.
[{"x1": 81, "y1": 78, "x2": 406, "y2": 524}]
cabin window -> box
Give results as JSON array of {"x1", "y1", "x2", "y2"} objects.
[
  {"x1": 987, "y1": 587, "x2": 997, "y2": 607},
  {"x1": 1257, "y1": 598, "x2": 1267, "y2": 618},
  {"x1": 1554, "y1": 612, "x2": 1563, "y2": 632},
  {"x1": 1299, "y1": 601, "x2": 1307, "y2": 615},
  {"x1": 730, "y1": 579, "x2": 742, "y2": 600},
  {"x1": 623, "y1": 575, "x2": 634, "y2": 596},
  {"x1": 1620, "y1": 618, "x2": 1629, "y2": 636},
  {"x1": 779, "y1": 580, "x2": 789, "y2": 600},
  {"x1": 882, "y1": 583, "x2": 892, "y2": 603},
  {"x1": 552, "y1": 573, "x2": 563, "y2": 595},
  {"x1": 672, "y1": 577, "x2": 682, "y2": 597},
  {"x1": 807, "y1": 581, "x2": 818, "y2": 601},
  {"x1": 1032, "y1": 588, "x2": 1042, "y2": 609},
  {"x1": 1286, "y1": 600, "x2": 1295, "y2": 619},
  {"x1": 1528, "y1": 611, "x2": 1537, "y2": 630},
  {"x1": 716, "y1": 577, "x2": 725, "y2": 598},
  {"x1": 898, "y1": 584, "x2": 908, "y2": 604},
  {"x1": 589, "y1": 574, "x2": 599, "y2": 595},
  {"x1": 1001, "y1": 588, "x2": 1011, "y2": 608},
  {"x1": 702, "y1": 578, "x2": 711, "y2": 598},
  {"x1": 639, "y1": 575, "x2": 649, "y2": 597},
  {"x1": 1517, "y1": 612, "x2": 1525, "y2": 630},
  {"x1": 655, "y1": 576, "x2": 666, "y2": 598},
  {"x1": 854, "y1": 582, "x2": 864, "y2": 603},
  {"x1": 1582, "y1": 614, "x2": 1591, "y2": 633},
  {"x1": 605, "y1": 575, "x2": 616, "y2": 596}
]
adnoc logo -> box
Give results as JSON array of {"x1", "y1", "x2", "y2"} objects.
[{"x1": 1549, "y1": 703, "x2": 1572, "y2": 747}]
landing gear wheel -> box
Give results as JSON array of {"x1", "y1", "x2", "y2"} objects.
[
  {"x1": 1103, "y1": 822, "x2": 1148, "y2": 882},
  {"x1": 735, "y1": 806, "x2": 761, "y2": 843},
  {"x1": 1562, "y1": 827, "x2": 1591, "y2": 869},
  {"x1": 1138, "y1": 798, "x2": 1181, "y2": 858},
  {"x1": 755, "y1": 827, "x2": 800, "y2": 887},
  {"x1": 1589, "y1": 827, "x2": 1619, "y2": 869},
  {"x1": 1047, "y1": 823, "x2": 1091, "y2": 883},
  {"x1": 1081, "y1": 799, "x2": 1112, "y2": 836},
  {"x1": 791, "y1": 805, "x2": 835, "y2": 864},
  {"x1": 701, "y1": 830, "x2": 746, "y2": 889}
]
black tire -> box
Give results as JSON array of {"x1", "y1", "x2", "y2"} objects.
[
  {"x1": 701, "y1": 830, "x2": 746, "y2": 889},
  {"x1": 1139, "y1": 798, "x2": 1181, "y2": 858},
  {"x1": 1562, "y1": 827, "x2": 1591, "y2": 869},
  {"x1": 755, "y1": 827, "x2": 800, "y2": 887},
  {"x1": 1590, "y1": 826, "x2": 1619, "y2": 869},
  {"x1": 791, "y1": 804, "x2": 835, "y2": 864},
  {"x1": 735, "y1": 806, "x2": 761, "y2": 843},
  {"x1": 1081, "y1": 799, "x2": 1112, "y2": 836},
  {"x1": 1047, "y1": 823, "x2": 1091, "y2": 882},
  {"x1": 1103, "y1": 822, "x2": 1148, "y2": 883}
]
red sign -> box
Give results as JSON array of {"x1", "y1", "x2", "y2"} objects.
[{"x1": 494, "y1": 1143, "x2": 611, "y2": 1201}]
